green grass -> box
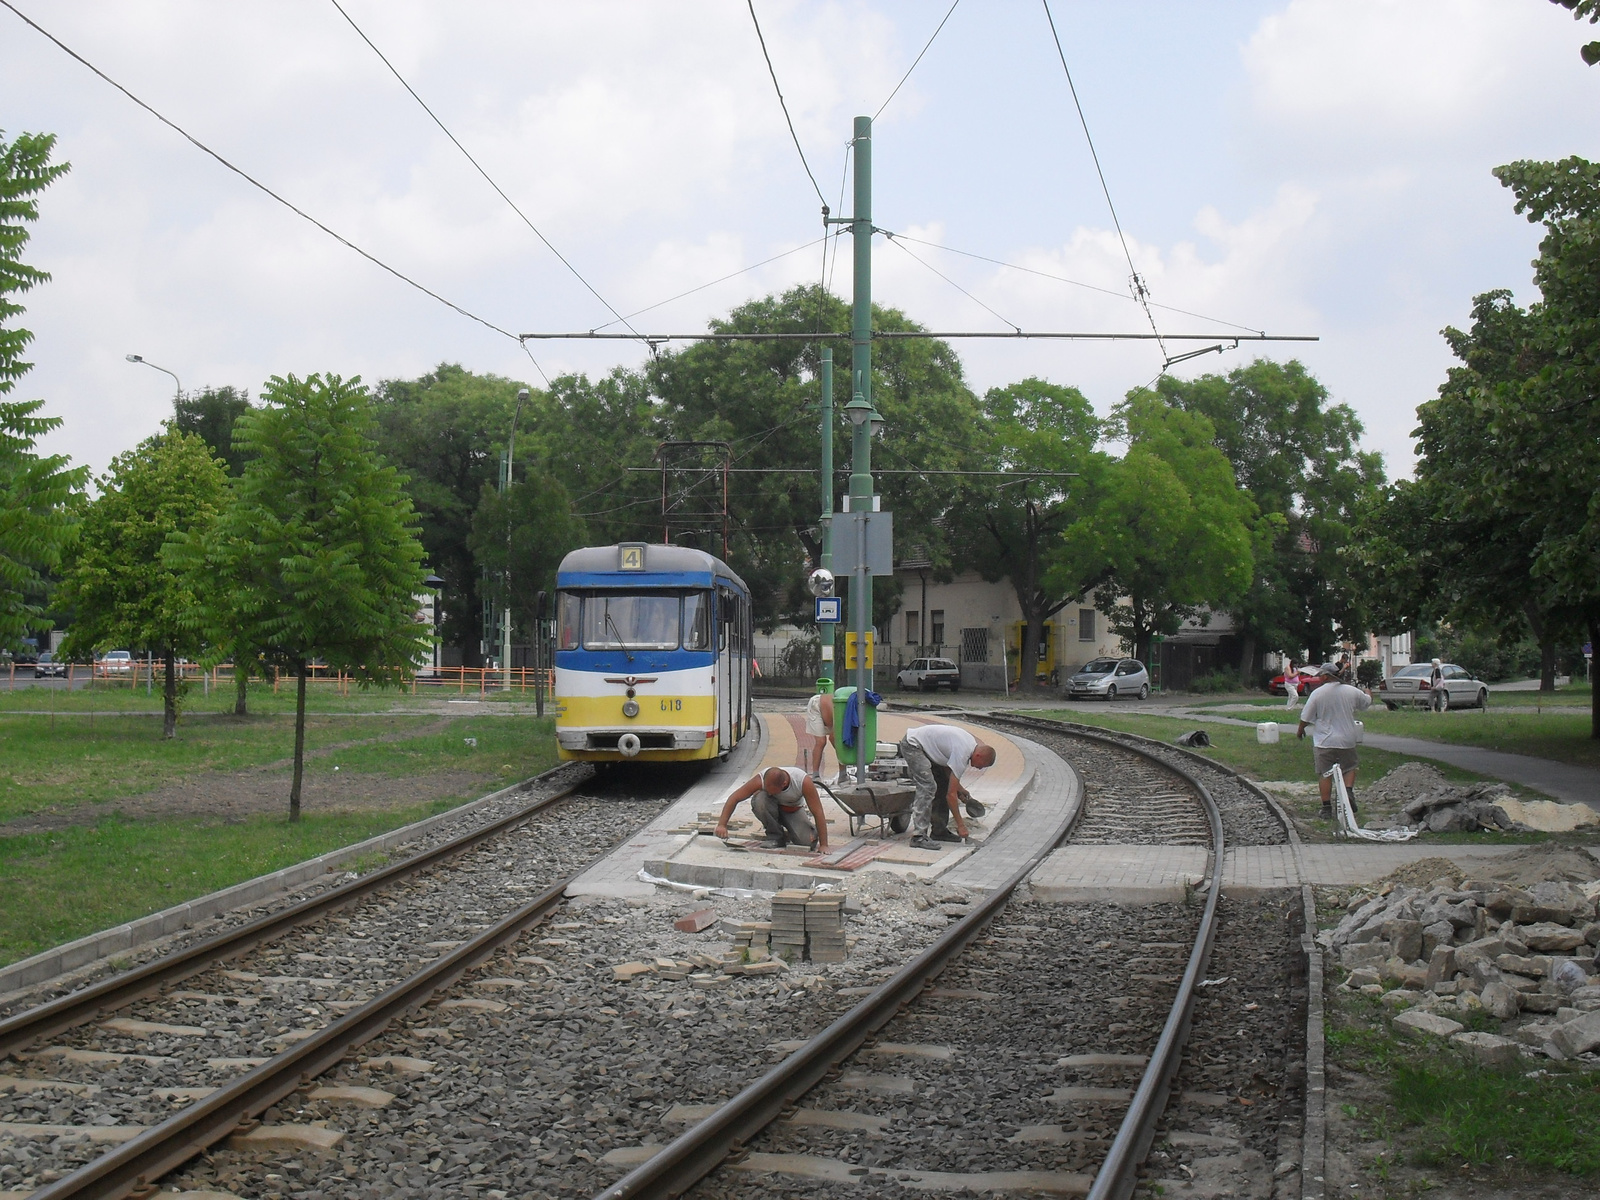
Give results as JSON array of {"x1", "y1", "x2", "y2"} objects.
[
  {"x1": 1329, "y1": 992, "x2": 1600, "y2": 1175},
  {"x1": 1358, "y1": 706, "x2": 1600, "y2": 770},
  {"x1": 0, "y1": 676, "x2": 529, "y2": 715},
  {"x1": 0, "y1": 806, "x2": 452, "y2": 967}
]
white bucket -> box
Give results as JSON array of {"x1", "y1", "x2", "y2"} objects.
[
  {"x1": 1256, "y1": 721, "x2": 1280, "y2": 745},
  {"x1": 1355, "y1": 720, "x2": 1365, "y2": 744}
]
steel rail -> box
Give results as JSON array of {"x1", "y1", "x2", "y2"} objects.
[
  {"x1": 967, "y1": 712, "x2": 1227, "y2": 1200},
  {"x1": 0, "y1": 763, "x2": 585, "y2": 1062},
  {"x1": 27, "y1": 866, "x2": 578, "y2": 1200},
  {"x1": 593, "y1": 719, "x2": 1225, "y2": 1200}
]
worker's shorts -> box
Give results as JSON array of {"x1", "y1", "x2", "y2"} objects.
[
  {"x1": 752, "y1": 793, "x2": 817, "y2": 847},
  {"x1": 804, "y1": 694, "x2": 827, "y2": 737},
  {"x1": 1314, "y1": 746, "x2": 1360, "y2": 777}
]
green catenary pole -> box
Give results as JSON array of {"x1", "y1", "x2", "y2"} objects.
[
  {"x1": 819, "y1": 347, "x2": 835, "y2": 688},
  {"x1": 849, "y1": 115, "x2": 873, "y2": 761}
]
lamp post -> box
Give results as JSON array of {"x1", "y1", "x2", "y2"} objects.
[
  {"x1": 424, "y1": 574, "x2": 445, "y2": 678},
  {"x1": 499, "y1": 388, "x2": 529, "y2": 690},
  {"x1": 125, "y1": 354, "x2": 181, "y2": 402}
]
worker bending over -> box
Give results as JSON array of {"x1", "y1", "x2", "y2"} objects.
[
  {"x1": 899, "y1": 724, "x2": 996, "y2": 851},
  {"x1": 715, "y1": 766, "x2": 832, "y2": 853}
]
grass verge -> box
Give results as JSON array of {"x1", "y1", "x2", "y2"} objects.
[{"x1": 1329, "y1": 987, "x2": 1600, "y2": 1177}]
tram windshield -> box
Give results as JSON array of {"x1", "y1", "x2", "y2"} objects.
[{"x1": 581, "y1": 593, "x2": 688, "y2": 650}]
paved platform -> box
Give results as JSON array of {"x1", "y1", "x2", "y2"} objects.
[
  {"x1": 569, "y1": 708, "x2": 1071, "y2": 897},
  {"x1": 1028, "y1": 841, "x2": 1600, "y2": 903}
]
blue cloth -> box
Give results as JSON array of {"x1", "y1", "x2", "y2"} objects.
[{"x1": 841, "y1": 688, "x2": 881, "y2": 749}]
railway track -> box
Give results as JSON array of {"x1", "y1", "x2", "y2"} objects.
[
  {"x1": 595, "y1": 719, "x2": 1229, "y2": 1200},
  {"x1": 0, "y1": 764, "x2": 677, "y2": 1199}
]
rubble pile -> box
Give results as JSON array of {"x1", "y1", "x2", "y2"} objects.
[
  {"x1": 1400, "y1": 781, "x2": 1520, "y2": 833},
  {"x1": 1324, "y1": 877, "x2": 1600, "y2": 1062}
]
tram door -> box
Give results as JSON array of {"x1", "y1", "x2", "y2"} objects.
[{"x1": 717, "y1": 587, "x2": 734, "y2": 753}]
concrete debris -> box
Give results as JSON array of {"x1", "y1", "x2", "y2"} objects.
[{"x1": 1331, "y1": 876, "x2": 1600, "y2": 1062}]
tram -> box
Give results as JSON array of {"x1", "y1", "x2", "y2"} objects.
[{"x1": 552, "y1": 543, "x2": 753, "y2": 762}]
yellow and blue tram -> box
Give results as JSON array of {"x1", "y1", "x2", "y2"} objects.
[{"x1": 552, "y1": 543, "x2": 753, "y2": 762}]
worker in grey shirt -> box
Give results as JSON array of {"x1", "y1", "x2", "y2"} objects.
[
  {"x1": 1297, "y1": 667, "x2": 1373, "y2": 817},
  {"x1": 715, "y1": 766, "x2": 831, "y2": 852},
  {"x1": 898, "y1": 724, "x2": 996, "y2": 850}
]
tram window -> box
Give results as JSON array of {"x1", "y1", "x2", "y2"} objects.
[
  {"x1": 683, "y1": 592, "x2": 711, "y2": 650},
  {"x1": 583, "y1": 594, "x2": 682, "y2": 650},
  {"x1": 556, "y1": 592, "x2": 581, "y2": 650}
]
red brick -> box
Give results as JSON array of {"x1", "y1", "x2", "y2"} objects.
[{"x1": 674, "y1": 908, "x2": 718, "y2": 933}]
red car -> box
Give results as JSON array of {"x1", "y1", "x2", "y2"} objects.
[{"x1": 1269, "y1": 666, "x2": 1334, "y2": 697}]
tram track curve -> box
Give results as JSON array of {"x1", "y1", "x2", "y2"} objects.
[{"x1": 597, "y1": 719, "x2": 1227, "y2": 1200}]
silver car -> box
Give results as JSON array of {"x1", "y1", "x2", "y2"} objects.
[
  {"x1": 1380, "y1": 662, "x2": 1488, "y2": 710},
  {"x1": 1065, "y1": 657, "x2": 1149, "y2": 701}
]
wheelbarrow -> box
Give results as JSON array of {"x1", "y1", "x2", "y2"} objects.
[{"x1": 819, "y1": 779, "x2": 913, "y2": 838}]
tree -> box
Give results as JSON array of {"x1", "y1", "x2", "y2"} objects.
[
  {"x1": 1156, "y1": 359, "x2": 1384, "y2": 675},
  {"x1": 372, "y1": 364, "x2": 532, "y2": 667},
  {"x1": 58, "y1": 430, "x2": 227, "y2": 737},
  {"x1": 1481, "y1": 156, "x2": 1600, "y2": 736},
  {"x1": 1054, "y1": 394, "x2": 1256, "y2": 664},
  {"x1": 196, "y1": 373, "x2": 429, "y2": 818},
  {"x1": 1550, "y1": 0, "x2": 1600, "y2": 65},
  {"x1": 953, "y1": 378, "x2": 1107, "y2": 690},
  {"x1": 174, "y1": 385, "x2": 252, "y2": 475},
  {"x1": 469, "y1": 471, "x2": 586, "y2": 641},
  {"x1": 0, "y1": 130, "x2": 86, "y2": 652}
]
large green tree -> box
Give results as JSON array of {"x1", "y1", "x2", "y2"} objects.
[
  {"x1": 469, "y1": 471, "x2": 586, "y2": 642},
  {"x1": 953, "y1": 378, "x2": 1107, "y2": 690},
  {"x1": 0, "y1": 130, "x2": 86, "y2": 652},
  {"x1": 1156, "y1": 360, "x2": 1384, "y2": 673},
  {"x1": 1055, "y1": 393, "x2": 1256, "y2": 664},
  {"x1": 174, "y1": 385, "x2": 252, "y2": 475},
  {"x1": 196, "y1": 373, "x2": 429, "y2": 817},
  {"x1": 59, "y1": 430, "x2": 227, "y2": 737}
]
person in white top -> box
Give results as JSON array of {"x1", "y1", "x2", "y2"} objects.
[
  {"x1": 715, "y1": 766, "x2": 831, "y2": 852},
  {"x1": 1283, "y1": 659, "x2": 1300, "y2": 709},
  {"x1": 1297, "y1": 667, "x2": 1373, "y2": 817},
  {"x1": 898, "y1": 724, "x2": 997, "y2": 850},
  {"x1": 803, "y1": 691, "x2": 835, "y2": 780}
]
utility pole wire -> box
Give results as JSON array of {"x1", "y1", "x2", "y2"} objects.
[
  {"x1": 874, "y1": 0, "x2": 961, "y2": 121},
  {"x1": 1039, "y1": 0, "x2": 1167, "y2": 359},
  {"x1": 746, "y1": 0, "x2": 829, "y2": 209},
  {"x1": 0, "y1": 0, "x2": 517, "y2": 344},
  {"x1": 882, "y1": 232, "x2": 1020, "y2": 333},
  {"x1": 326, "y1": 0, "x2": 644, "y2": 343}
]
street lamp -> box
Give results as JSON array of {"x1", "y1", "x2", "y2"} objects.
[
  {"x1": 499, "y1": 388, "x2": 530, "y2": 689},
  {"x1": 842, "y1": 392, "x2": 884, "y2": 438},
  {"x1": 125, "y1": 354, "x2": 181, "y2": 400}
]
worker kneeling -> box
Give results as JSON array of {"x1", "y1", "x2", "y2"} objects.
[
  {"x1": 716, "y1": 766, "x2": 831, "y2": 853},
  {"x1": 899, "y1": 724, "x2": 996, "y2": 851}
]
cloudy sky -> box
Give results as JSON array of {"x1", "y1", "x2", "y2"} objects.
[{"x1": 3, "y1": 0, "x2": 1596, "y2": 483}]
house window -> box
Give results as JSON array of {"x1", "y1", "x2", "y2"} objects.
[
  {"x1": 905, "y1": 611, "x2": 920, "y2": 645},
  {"x1": 960, "y1": 627, "x2": 988, "y2": 663},
  {"x1": 1078, "y1": 608, "x2": 1096, "y2": 642},
  {"x1": 929, "y1": 610, "x2": 945, "y2": 646}
]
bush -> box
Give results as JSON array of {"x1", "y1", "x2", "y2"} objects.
[
  {"x1": 1187, "y1": 670, "x2": 1237, "y2": 694},
  {"x1": 1357, "y1": 659, "x2": 1384, "y2": 687},
  {"x1": 776, "y1": 632, "x2": 819, "y2": 679}
]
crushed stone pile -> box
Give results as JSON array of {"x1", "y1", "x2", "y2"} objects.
[
  {"x1": 1359, "y1": 761, "x2": 1599, "y2": 834},
  {"x1": 1322, "y1": 874, "x2": 1600, "y2": 1063}
]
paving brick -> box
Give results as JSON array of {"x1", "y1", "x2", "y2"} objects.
[{"x1": 673, "y1": 908, "x2": 718, "y2": 933}]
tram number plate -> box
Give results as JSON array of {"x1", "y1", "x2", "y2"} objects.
[{"x1": 659, "y1": 698, "x2": 682, "y2": 711}]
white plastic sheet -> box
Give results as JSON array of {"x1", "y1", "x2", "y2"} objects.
[{"x1": 1328, "y1": 765, "x2": 1417, "y2": 842}]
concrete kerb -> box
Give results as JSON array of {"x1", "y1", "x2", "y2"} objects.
[{"x1": 0, "y1": 763, "x2": 582, "y2": 1002}]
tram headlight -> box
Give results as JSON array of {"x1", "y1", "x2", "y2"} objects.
[{"x1": 622, "y1": 699, "x2": 640, "y2": 718}]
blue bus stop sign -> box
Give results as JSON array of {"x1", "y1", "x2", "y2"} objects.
[{"x1": 815, "y1": 596, "x2": 842, "y2": 624}]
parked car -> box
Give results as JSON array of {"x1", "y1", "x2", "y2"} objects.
[
  {"x1": 96, "y1": 650, "x2": 134, "y2": 677},
  {"x1": 897, "y1": 657, "x2": 961, "y2": 692},
  {"x1": 1268, "y1": 666, "x2": 1336, "y2": 696},
  {"x1": 1380, "y1": 662, "x2": 1488, "y2": 710},
  {"x1": 32, "y1": 651, "x2": 66, "y2": 678},
  {"x1": 1064, "y1": 657, "x2": 1149, "y2": 701}
]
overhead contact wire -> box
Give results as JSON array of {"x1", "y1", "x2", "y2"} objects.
[
  {"x1": 746, "y1": 0, "x2": 829, "y2": 209},
  {"x1": 882, "y1": 231, "x2": 1020, "y2": 333},
  {"x1": 0, "y1": 0, "x2": 519, "y2": 343},
  {"x1": 873, "y1": 0, "x2": 961, "y2": 121},
  {"x1": 1040, "y1": 0, "x2": 1167, "y2": 359},
  {"x1": 325, "y1": 0, "x2": 644, "y2": 345}
]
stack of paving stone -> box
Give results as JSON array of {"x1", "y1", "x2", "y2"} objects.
[
  {"x1": 771, "y1": 890, "x2": 812, "y2": 962},
  {"x1": 1325, "y1": 877, "x2": 1600, "y2": 1062},
  {"x1": 805, "y1": 892, "x2": 848, "y2": 963},
  {"x1": 728, "y1": 919, "x2": 772, "y2": 958}
]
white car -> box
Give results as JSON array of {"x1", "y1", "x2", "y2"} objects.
[
  {"x1": 1065, "y1": 657, "x2": 1150, "y2": 700},
  {"x1": 96, "y1": 650, "x2": 134, "y2": 676},
  {"x1": 896, "y1": 657, "x2": 961, "y2": 692}
]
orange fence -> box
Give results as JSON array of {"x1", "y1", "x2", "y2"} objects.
[{"x1": 4, "y1": 659, "x2": 554, "y2": 696}]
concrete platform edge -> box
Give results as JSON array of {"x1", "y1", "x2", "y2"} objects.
[
  {"x1": 1300, "y1": 881, "x2": 1327, "y2": 1200},
  {"x1": 0, "y1": 767, "x2": 570, "y2": 1001}
]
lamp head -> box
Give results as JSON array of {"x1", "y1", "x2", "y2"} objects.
[
  {"x1": 423, "y1": 573, "x2": 445, "y2": 589},
  {"x1": 843, "y1": 392, "x2": 873, "y2": 427},
  {"x1": 517, "y1": 388, "x2": 529, "y2": 403},
  {"x1": 125, "y1": 354, "x2": 142, "y2": 363}
]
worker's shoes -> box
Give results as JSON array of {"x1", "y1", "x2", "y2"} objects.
[
  {"x1": 964, "y1": 798, "x2": 987, "y2": 818},
  {"x1": 908, "y1": 835, "x2": 943, "y2": 851},
  {"x1": 760, "y1": 835, "x2": 788, "y2": 849},
  {"x1": 930, "y1": 829, "x2": 963, "y2": 842}
]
